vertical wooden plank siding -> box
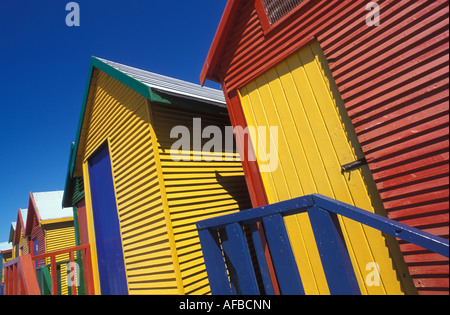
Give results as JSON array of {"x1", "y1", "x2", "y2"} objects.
[
  {"x1": 151, "y1": 103, "x2": 252, "y2": 295},
  {"x1": 215, "y1": 0, "x2": 448, "y2": 295},
  {"x1": 82, "y1": 70, "x2": 178, "y2": 295},
  {"x1": 238, "y1": 41, "x2": 415, "y2": 295}
]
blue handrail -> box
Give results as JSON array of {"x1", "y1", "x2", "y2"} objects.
[{"x1": 196, "y1": 194, "x2": 449, "y2": 295}]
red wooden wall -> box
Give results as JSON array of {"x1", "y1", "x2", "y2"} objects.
[
  {"x1": 76, "y1": 200, "x2": 90, "y2": 246},
  {"x1": 208, "y1": 0, "x2": 449, "y2": 294},
  {"x1": 26, "y1": 195, "x2": 46, "y2": 268},
  {"x1": 29, "y1": 215, "x2": 46, "y2": 268}
]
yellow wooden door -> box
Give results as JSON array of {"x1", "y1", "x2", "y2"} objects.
[{"x1": 238, "y1": 41, "x2": 416, "y2": 295}]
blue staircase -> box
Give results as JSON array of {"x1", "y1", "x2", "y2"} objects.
[{"x1": 196, "y1": 194, "x2": 449, "y2": 295}]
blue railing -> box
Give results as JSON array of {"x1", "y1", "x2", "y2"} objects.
[{"x1": 196, "y1": 194, "x2": 449, "y2": 295}]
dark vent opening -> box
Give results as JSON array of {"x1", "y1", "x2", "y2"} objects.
[{"x1": 262, "y1": 0, "x2": 304, "y2": 25}]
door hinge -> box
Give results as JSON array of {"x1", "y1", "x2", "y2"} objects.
[{"x1": 341, "y1": 158, "x2": 368, "y2": 173}]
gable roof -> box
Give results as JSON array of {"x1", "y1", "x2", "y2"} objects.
[
  {"x1": 12, "y1": 209, "x2": 27, "y2": 245},
  {"x1": 26, "y1": 191, "x2": 73, "y2": 235},
  {"x1": 200, "y1": 0, "x2": 243, "y2": 85},
  {"x1": 65, "y1": 56, "x2": 228, "y2": 200},
  {"x1": 20, "y1": 209, "x2": 28, "y2": 227},
  {"x1": 33, "y1": 191, "x2": 73, "y2": 221},
  {"x1": 98, "y1": 58, "x2": 226, "y2": 107},
  {"x1": 8, "y1": 222, "x2": 16, "y2": 243},
  {"x1": 0, "y1": 242, "x2": 12, "y2": 252}
]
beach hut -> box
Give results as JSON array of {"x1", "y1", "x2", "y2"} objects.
[
  {"x1": 200, "y1": 0, "x2": 448, "y2": 294},
  {"x1": 63, "y1": 143, "x2": 88, "y2": 249},
  {"x1": 63, "y1": 57, "x2": 251, "y2": 295},
  {"x1": 23, "y1": 191, "x2": 76, "y2": 295},
  {"x1": 7, "y1": 223, "x2": 15, "y2": 252},
  {"x1": 25, "y1": 191, "x2": 75, "y2": 264},
  {"x1": 0, "y1": 242, "x2": 12, "y2": 295},
  {"x1": 1, "y1": 242, "x2": 12, "y2": 282},
  {"x1": 11, "y1": 209, "x2": 28, "y2": 258}
]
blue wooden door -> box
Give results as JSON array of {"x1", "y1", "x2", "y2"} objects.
[{"x1": 88, "y1": 144, "x2": 128, "y2": 295}]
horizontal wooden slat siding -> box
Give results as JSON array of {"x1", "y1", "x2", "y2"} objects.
[
  {"x1": 30, "y1": 215, "x2": 46, "y2": 268},
  {"x1": 83, "y1": 70, "x2": 178, "y2": 295},
  {"x1": 45, "y1": 222, "x2": 76, "y2": 259},
  {"x1": 151, "y1": 103, "x2": 252, "y2": 295},
  {"x1": 321, "y1": 1, "x2": 449, "y2": 295},
  {"x1": 18, "y1": 237, "x2": 29, "y2": 256},
  {"x1": 239, "y1": 41, "x2": 417, "y2": 295},
  {"x1": 45, "y1": 222, "x2": 76, "y2": 295},
  {"x1": 71, "y1": 177, "x2": 85, "y2": 206},
  {"x1": 218, "y1": 0, "x2": 449, "y2": 295}
]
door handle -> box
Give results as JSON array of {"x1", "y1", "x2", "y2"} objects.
[{"x1": 341, "y1": 158, "x2": 368, "y2": 173}]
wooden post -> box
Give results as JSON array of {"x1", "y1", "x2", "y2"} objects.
[
  {"x1": 307, "y1": 205, "x2": 361, "y2": 295},
  {"x1": 262, "y1": 214, "x2": 304, "y2": 295},
  {"x1": 69, "y1": 251, "x2": 77, "y2": 295},
  {"x1": 82, "y1": 246, "x2": 95, "y2": 295},
  {"x1": 197, "y1": 228, "x2": 233, "y2": 295},
  {"x1": 51, "y1": 255, "x2": 58, "y2": 295},
  {"x1": 221, "y1": 223, "x2": 260, "y2": 295}
]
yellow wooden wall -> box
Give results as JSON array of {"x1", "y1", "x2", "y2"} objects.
[
  {"x1": 2, "y1": 252, "x2": 12, "y2": 282},
  {"x1": 238, "y1": 41, "x2": 416, "y2": 295},
  {"x1": 45, "y1": 221, "x2": 76, "y2": 258},
  {"x1": 151, "y1": 103, "x2": 252, "y2": 294},
  {"x1": 44, "y1": 221, "x2": 76, "y2": 295},
  {"x1": 80, "y1": 68, "x2": 252, "y2": 295},
  {"x1": 18, "y1": 236, "x2": 29, "y2": 257},
  {"x1": 82, "y1": 69, "x2": 178, "y2": 295},
  {"x1": 15, "y1": 223, "x2": 29, "y2": 258}
]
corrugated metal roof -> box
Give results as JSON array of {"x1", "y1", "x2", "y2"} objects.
[
  {"x1": 96, "y1": 57, "x2": 226, "y2": 108},
  {"x1": 0, "y1": 242, "x2": 11, "y2": 251},
  {"x1": 32, "y1": 191, "x2": 73, "y2": 221},
  {"x1": 19, "y1": 209, "x2": 27, "y2": 227}
]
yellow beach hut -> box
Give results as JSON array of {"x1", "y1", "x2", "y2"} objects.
[{"x1": 64, "y1": 57, "x2": 252, "y2": 295}]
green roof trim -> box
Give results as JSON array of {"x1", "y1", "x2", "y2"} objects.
[
  {"x1": 150, "y1": 89, "x2": 229, "y2": 115},
  {"x1": 68, "y1": 57, "x2": 154, "y2": 179},
  {"x1": 63, "y1": 142, "x2": 85, "y2": 208},
  {"x1": 91, "y1": 57, "x2": 154, "y2": 100}
]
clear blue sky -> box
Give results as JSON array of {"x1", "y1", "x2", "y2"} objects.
[{"x1": 0, "y1": 0, "x2": 226, "y2": 242}]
